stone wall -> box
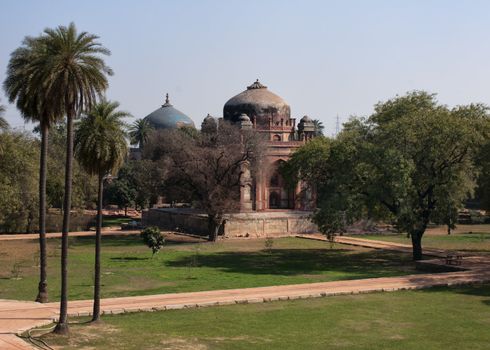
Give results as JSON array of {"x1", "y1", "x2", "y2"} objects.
[{"x1": 142, "y1": 208, "x2": 318, "y2": 238}]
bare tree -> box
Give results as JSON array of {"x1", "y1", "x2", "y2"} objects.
[{"x1": 145, "y1": 122, "x2": 263, "y2": 241}]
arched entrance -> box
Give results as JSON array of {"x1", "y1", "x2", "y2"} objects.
[
  {"x1": 267, "y1": 160, "x2": 294, "y2": 209},
  {"x1": 269, "y1": 191, "x2": 280, "y2": 209}
]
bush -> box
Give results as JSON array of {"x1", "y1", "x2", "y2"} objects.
[{"x1": 140, "y1": 226, "x2": 165, "y2": 257}]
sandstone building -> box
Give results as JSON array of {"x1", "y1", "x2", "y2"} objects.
[{"x1": 143, "y1": 80, "x2": 318, "y2": 237}]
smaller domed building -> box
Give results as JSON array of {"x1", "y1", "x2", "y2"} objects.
[{"x1": 144, "y1": 93, "x2": 195, "y2": 130}]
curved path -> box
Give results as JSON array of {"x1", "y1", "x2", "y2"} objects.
[{"x1": 1, "y1": 236, "x2": 490, "y2": 349}]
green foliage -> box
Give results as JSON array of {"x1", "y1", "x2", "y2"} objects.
[
  {"x1": 475, "y1": 140, "x2": 490, "y2": 210},
  {"x1": 75, "y1": 100, "x2": 129, "y2": 177},
  {"x1": 140, "y1": 226, "x2": 165, "y2": 256},
  {"x1": 42, "y1": 123, "x2": 99, "y2": 209},
  {"x1": 0, "y1": 130, "x2": 39, "y2": 232},
  {"x1": 128, "y1": 118, "x2": 153, "y2": 148},
  {"x1": 264, "y1": 237, "x2": 274, "y2": 253},
  {"x1": 105, "y1": 177, "x2": 136, "y2": 210},
  {"x1": 285, "y1": 91, "x2": 489, "y2": 258},
  {"x1": 312, "y1": 119, "x2": 325, "y2": 136},
  {"x1": 0, "y1": 237, "x2": 423, "y2": 301},
  {"x1": 104, "y1": 159, "x2": 165, "y2": 209}
]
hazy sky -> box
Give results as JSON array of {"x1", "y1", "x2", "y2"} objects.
[{"x1": 1, "y1": 0, "x2": 490, "y2": 135}]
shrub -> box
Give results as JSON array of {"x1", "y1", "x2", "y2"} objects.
[{"x1": 140, "y1": 226, "x2": 165, "y2": 257}]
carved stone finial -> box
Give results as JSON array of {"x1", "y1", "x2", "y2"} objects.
[
  {"x1": 162, "y1": 93, "x2": 172, "y2": 107},
  {"x1": 247, "y1": 79, "x2": 267, "y2": 90}
]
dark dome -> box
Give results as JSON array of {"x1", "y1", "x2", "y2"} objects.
[
  {"x1": 223, "y1": 80, "x2": 290, "y2": 125},
  {"x1": 144, "y1": 94, "x2": 195, "y2": 130}
]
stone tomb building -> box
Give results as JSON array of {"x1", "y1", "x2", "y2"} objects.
[{"x1": 143, "y1": 80, "x2": 318, "y2": 237}]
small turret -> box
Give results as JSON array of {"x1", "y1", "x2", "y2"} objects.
[
  {"x1": 201, "y1": 113, "x2": 218, "y2": 134},
  {"x1": 298, "y1": 115, "x2": 315, "y2": 140},
  {"x1": 238, "y1": 113, "x2": 253, "y2": 130}
]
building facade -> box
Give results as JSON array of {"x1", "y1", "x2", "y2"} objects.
[
  {"x1": 142, "y1": 80, "x2": 318, "y2": 237},
  {"x1": 220, "y1": 79, "x2": 316, "y2": 212}
]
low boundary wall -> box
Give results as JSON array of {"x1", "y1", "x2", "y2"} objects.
[{"x1": 142, "y1": 208, "x2": 318, "y2": 238}]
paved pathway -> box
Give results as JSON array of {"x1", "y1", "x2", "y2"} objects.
[{"x1": 1, "y1": 235, "x2": 490, "y2": 349}]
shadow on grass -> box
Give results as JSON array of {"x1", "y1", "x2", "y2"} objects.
[
  {"x1": 110, "y1": 257, "x2": 149, "y2": 261},
  {"x1": 165, "y1": 248, "x2": 419, "y2": 278},
  {"x1": 70, "y1": 234, "x2": 202, "y2": 248},
  {"x1": 419, "y1": 282, "x2": 490, "y2": 306},
  {"x1": 69, "y1": 235, "x2": 142, "y2": 247}
]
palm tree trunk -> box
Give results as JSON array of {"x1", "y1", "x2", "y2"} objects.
[
  {"x1": 92, "y1": 172, "x2": 104, "y2": 322},
  {"x1": 36, "y1": 123, "x2": 49, "y2": 303},
  {"x1": 54, "y1": 113, "x2": 74, "y2": 335}
]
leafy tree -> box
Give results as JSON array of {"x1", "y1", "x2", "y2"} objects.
[
  {"x1": 104, "y1": 159, "x2": 167, "y2": 211},
  {"x1": 4, "y1": 35, "x2": 65, "y2": 303},
  {"x1": 75, "y1": 100, "x2": 128, "y2": 322},
  {"x1": 104, "y1": 177, "x2": 136, "y2": 214},
  {"x1": 285, "y1": 92, "x2": 487, "y2": 260},
  {"x1": 32, "y1": 22, "x2": 112, "y2": 334},
  {"x1": 0, "y1": 131, "x2": 39, "y2": 233},
  {"x1": 129, "y1": 118, "x2": 153, "y2": 149},
  {"x1": 40, "y1": 123, "x2": 98, "y2": 210},
  {"x1": 140, "y1": 226, "x2": 165, "y2": 257},
  {"x1": 475, "y1": 140, "x2": 490, "y2": 210},
  {"x1": 313, "y1": 119, "x2": 325, "y2": 137}
]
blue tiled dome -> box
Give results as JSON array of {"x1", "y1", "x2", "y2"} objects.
[{"x1": 144, "y1": 94, "x2": 195, "y2": 130}]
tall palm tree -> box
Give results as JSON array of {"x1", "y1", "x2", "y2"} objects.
[
  {"x1": 313, "y1": 119, "x2": 325, "y2": 137},
  {"x1": 34, "y1": 23, "x2": 112, "y2": 334},
  {"x1": 129, "y1": 118, "x2": 153, "y2": 149},
  {"x1": 3, "y1": 37, "x2": 64, "y2": 303},
  {"x1": 75, "y1": 100, "x2": 128, "y2": 322}
]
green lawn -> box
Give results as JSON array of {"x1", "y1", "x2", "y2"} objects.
[
  {"x1": 0, "y1": 236, "x2": 423, "y2": 301},
  {"x1": 362, "y1": 231, "x2": 490, "y2": 254},
  {"x1": 40, "y1": 283, "x2": 490, "y2": 350},
  {"x1": 101, "y1": 215, "x2": 136, "y2": 227}
]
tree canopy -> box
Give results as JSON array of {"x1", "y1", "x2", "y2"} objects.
[{"x1": 284, "y1": 91, "x2": 489, "y2": 259}]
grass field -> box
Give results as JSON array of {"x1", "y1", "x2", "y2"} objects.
[
  {"x1": 40, "y1": 283, "x2": 490, "y2": 350},
  {"x1": 363, "y1": 227, "x2": 490, "y2": 255},
  {"x1": 101, "y1": 215, "x2": 136, "y2": 227},
  {"x1": 0, "y1": 236, "x2": 422, "y2": 301}
]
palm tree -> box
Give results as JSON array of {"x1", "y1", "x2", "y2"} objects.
[
  {"x1": 34, "y1": 23, "x2": 112, "y2": 334},
  {"x1": 313, "y1": 119, "x2": 325, "y2": 137},
  {"x1": 3, "y1": 37, "x2": 64, "y2": 303},
  {"x1": 129, "y1": 118, "x2": 153, "y2": 149},
  {"x1": 75, "y1": 100, "x2": 128, "y2": 322},
  {"x1": 0, "y1": 102, "x2": 8, "y2": 130}
]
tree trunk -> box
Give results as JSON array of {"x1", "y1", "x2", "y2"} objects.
[
  {"x1": 54, "y1": 113, "x2": 74, "y2": 335},
  {"x1": 207, "y1": 215, "x2": 221, "y2": 242},
  {"x1": 36, "y1": 123, "x2": 49, "y2": 303},
  {"x1": 92, "y1": 173, "x2": 104, "y2": 322},
  {"x1": 447, "y1": 225, "x2": 451, "y2": 235},
  {"x1": 410, "y1": 232, "x2": 423, "y2": 261}
]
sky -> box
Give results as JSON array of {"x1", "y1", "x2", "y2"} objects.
[{"x1": 1, "y1": 0, "x2": 490, "y2": 135}]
